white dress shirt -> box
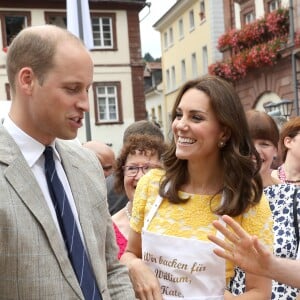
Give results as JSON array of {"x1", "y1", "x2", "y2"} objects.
[{"x1": 3, "y1": 116, "x2": 85, "y2": 242}]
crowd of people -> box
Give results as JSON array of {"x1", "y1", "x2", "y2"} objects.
[{"x1": 1, "y1": 23, "x2": 300, "y2": 299}]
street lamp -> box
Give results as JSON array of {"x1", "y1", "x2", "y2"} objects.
[
  {"x1": 263, "y1": 99, "x2": 294, "y2": 125},
  {"x1": 263, "y1": 101, "x2": 278, "y2": 114},
  {"x1": 277, "y1": 99, "x2": 294, "y2": 119}
]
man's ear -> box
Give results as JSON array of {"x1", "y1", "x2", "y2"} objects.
[{"x1": 18, "y1": 67, "x2": 35, "y2": 95}]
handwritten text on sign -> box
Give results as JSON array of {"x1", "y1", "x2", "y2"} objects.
[{"x1": 143, "y1": 252, "x2": 207, "y2": 297}]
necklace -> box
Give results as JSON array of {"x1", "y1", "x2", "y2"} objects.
[
  {"x1": 285, "y1": 179, "x2": 300, "y2": 184},
  {"x1": 125, "y1": 202, "x2": 131, "y2": 219},
  {"x1": 278, "y1": 165, "x2": 300, "y2": 184}
]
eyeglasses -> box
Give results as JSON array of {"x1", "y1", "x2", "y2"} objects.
[{"x1": 122, "y1": 164, "x2": 160, "y2": 177}]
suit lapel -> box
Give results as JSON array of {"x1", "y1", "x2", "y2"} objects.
[{"x1": 0, "y1": 127, "x2": 83, "y2": 299}]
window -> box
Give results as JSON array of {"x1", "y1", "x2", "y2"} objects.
[
  {"x1": 199, "y1": 1, "x2": 206, "y2": 21},
  {"x1": 166, "y1": 69, "x2": 171, "y2": 91},
  {"x1": 0, "y1": 11, "x2": 31, "y2": 47},
  {"x1": 269, "y1": 0, "x2": 281, "y2": 12},
  {"x1": 169, "y1": 27, "x2": 174, "y2": 46},
  {"x1": 189, "y1": 10, "x2": 195, "y2": 31},
  {"x1": 91, "y1": 13, "x2": 116, "y2": 49},
  {"x1": 178, "y1": 19, "x2": 184, "y2": 39},
  {"x1": 47, "y1": 11, "x2": 117, "y2": 50},
  {"x1": 171, "y1": 66, "x2": 176, "y2": 90},
  {"x1": 202, "y1": 46, "x2": 208, "y2": 74},
  {"x1": 45, "y1": 12, "x2": 66, "y2": 28},
  {"x1": 94, "y1": 82, "x2": 122, "y2": 124},
  {"x1": 151, "y1": 107, "x2": 156, "y2": 122},
  {"x1": 181, "y1": 59, "x2": 186, "y2": 83},
  {"x1": 158, "y1": 105, "x2": 163, "y2": 128},
  {"x1": 244, "y1": 11, "x2": 255, "y2": 24},
  {"x1": 164, "y1": 32, "x2": 168, "y2": 49},
  {"x1": 191, "y1": 53, "x2": 198, "y2": 78}
]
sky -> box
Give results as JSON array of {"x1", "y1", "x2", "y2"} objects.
[{"x1": 139, "y1": 0, "x2": 176, "y2": 59}]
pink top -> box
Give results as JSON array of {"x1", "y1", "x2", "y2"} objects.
[
  {"x1": 277, "y1": 165, "x2": 286, "y2": 182},
  {"x1": 113, "y1": 223, "x2": 128, "y2": 259},
  {"x1": 277, "y1": 164, "x2": 300, "y2": 184}
]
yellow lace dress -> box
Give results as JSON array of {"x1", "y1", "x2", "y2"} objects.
[{"x1": 130, "y1": 168, "x2": 273, "y2": 282}]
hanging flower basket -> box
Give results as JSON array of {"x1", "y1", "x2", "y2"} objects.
[
  {"x1": 209, "y1": 36, "x2": 287, "y2": 81},
  {"x1": 217, "y1": 8, "x2": 289, "y2": 53},
  {"x1": 209, "y1": 8, "x2": 290, "y2": 81}
]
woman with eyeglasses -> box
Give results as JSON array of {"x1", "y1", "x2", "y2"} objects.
[
  {"x1": 120, "y1": 75, "x2": 273, "y2": 299},
  {"x1": 112, "y1": 134, "x2": 167, "y2": 259}
]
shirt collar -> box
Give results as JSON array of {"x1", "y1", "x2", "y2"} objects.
[{"x1": 3, "y1": 116, "x2": 61, "y2": 167}]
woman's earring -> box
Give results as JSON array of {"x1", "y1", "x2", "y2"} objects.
[{"x1": 218, "y1": 141, "x2": 225, "y2": 148}]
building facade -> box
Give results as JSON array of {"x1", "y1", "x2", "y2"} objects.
[
  {"x1": 0, "y1": 0, "x2": 146, "y2": 153},
  {"x1": 144, "y1": 61, "x2": 165, "y2": 133},
  {"x1": 211, "y1": 0, "x2": 300, "y2": 118},
  {"x1": 154, "y1": 0, "x2": 225, "y2": 138}
]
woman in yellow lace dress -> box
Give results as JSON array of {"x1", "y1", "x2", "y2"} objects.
[{"x1": 121, "y1": 75, "x2": 273, "y2": 300}]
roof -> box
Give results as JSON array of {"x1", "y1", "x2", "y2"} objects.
[{"x1": 145, "y1": 61, "x2": 162, "y2": 70}]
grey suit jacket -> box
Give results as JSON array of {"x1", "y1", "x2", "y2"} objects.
[{"x1": 0, "y1": 125, "x2": 135, "y2": 299}]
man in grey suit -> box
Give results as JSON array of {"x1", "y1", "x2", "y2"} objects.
[{"x1": 0, "y1": 25, "x2": 134, "y2": 299}]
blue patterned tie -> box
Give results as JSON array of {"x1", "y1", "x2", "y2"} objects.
[{"x1": 44, "y1": 146, "x2": 102, "y2": 300}]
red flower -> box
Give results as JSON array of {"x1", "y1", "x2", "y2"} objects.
[
  {"x1": 210, "y1": 8, "x2": 290, "y2": 81},
  {"x1": 217, "y1": 8, "x2": 289, "y2": 53},
  {"x1": 209, "y1": 37, "x2": 286, "y2": 81}
]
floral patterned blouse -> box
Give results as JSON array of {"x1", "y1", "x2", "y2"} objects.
[{"x1": 229, "y1": 184, "x2": 300, "y2": 299}]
